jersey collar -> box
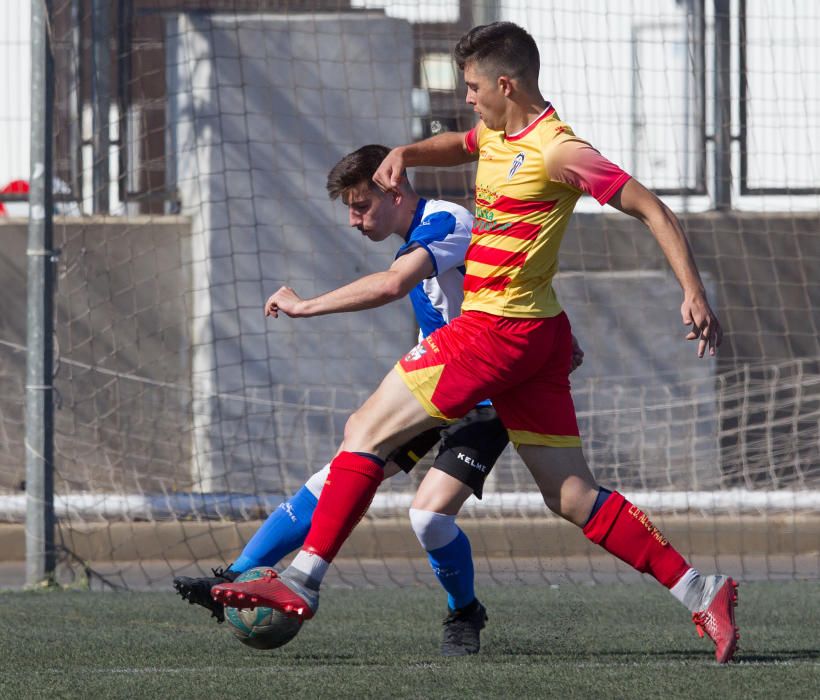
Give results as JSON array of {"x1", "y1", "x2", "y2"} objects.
[{"x1": 505, "y1": 103, "x2": 555, "y2": 142}]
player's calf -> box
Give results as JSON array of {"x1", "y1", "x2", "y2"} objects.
[
  {"x1": 583, "y1": 490, "x2": 740, "y2": 662},
  {"x1": 173, "y1": 565, "x2": 239, "y2": 623}
]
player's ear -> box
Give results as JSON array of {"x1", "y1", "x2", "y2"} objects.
[{"x1": 498, "y1": 75, "x2": 514, "y2": 97}]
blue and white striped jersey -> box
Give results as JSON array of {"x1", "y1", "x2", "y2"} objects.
[{"x1": 395, "y1": 198, "x2": 473, "y2": 341}]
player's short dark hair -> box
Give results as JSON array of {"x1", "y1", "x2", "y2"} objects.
[
  {"x1": 453, "y1": 22, "x2": 540, "y2": 83},
  {"x1": 326, "y1": 144, "x2": 391, "y2": 201}
]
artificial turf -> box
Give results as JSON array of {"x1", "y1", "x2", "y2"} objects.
[{"x1": 0, "y1": 581, "x2": 817, "y2": 699}]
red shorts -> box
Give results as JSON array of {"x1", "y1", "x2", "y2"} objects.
[{"x1": 396, "y1": 310, "x2": 581, "y2": 447}]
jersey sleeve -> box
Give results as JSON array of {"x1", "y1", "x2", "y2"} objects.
[
  {"x1": 546, "y1": 140, "x2": 632, "y2": 205},
  {"x1": 396, "y1": 211, "x2": 470, "y2": 277},
  {"x1": 464, "y1": 126, "x2": 479, "y2": 155}
]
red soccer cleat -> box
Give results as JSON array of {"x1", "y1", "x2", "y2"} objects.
[
  {"x1": 692, "y1": 576, "x2": 739, "y2": 664},
  {"x1": 211, "y1": 568, "x2": 318, "y2": 620}
]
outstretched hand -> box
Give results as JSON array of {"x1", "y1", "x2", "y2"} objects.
[
  {"x1": 373, "y1": 148, "x2": 405, "y2": 194},
  {"x1": 682, "y1": 293, "x2": 722, "y2": 357},
  {"x1": 264, "y1": 286, "x2": 306, "y2": 319}
]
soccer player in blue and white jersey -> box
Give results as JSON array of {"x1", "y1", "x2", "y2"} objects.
[{"x1": 175, "y1": 144, "x2": 583, "y2": 655}]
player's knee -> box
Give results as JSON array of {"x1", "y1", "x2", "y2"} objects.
[
  {"x1": 342, "y1": 411, "x2": 367, "y2": 447},
  {"x1": 408, "y1": 508, "x2": 459, "y2": 552},
  {"x1": 540, "y1": 491, "x2": 597, "y2": 527}
]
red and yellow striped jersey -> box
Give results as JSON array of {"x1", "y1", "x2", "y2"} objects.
[{"x1": 462, "y1": 106, "x2": 631, "y2": 318}]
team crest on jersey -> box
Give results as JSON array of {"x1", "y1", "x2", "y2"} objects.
[
  {"x1": 404, "y1": 342, "x2": 427, "y2": 362},
  {"x1": 507, "y1": 152, "x2": 526, "y2": 180}
]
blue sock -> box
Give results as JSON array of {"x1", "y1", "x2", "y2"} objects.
[
  {"x1": 427, "y1": 529, "x2": 475, "y2": 611},
  {"x1": 229, "y1": 486, "x2": 318, "y2": 573}
]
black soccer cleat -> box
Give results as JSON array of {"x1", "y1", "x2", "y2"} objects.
[
  {"x1": 440, "y1": 599, "x2": 488, "y2": 656},
  {"x1": 173, "y1": 565, "x2": 240, "y2": 623}
]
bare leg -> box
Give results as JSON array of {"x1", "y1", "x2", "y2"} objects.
[
  {"x1": 342, "y1": 368, "x2": 443, "y2": 457},
  {"x1": 411, "y1": 467, "x2": 474, "y2": 514},
  {"x1": 517, "y1": 444, "x2": 599, "y2": 526}
]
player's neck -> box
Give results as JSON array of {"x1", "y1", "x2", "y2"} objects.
[
  {"x1": 504, "y1": 95, "x2": 550, "y2": 136},
  {"x1": 395, "y1": 191, "x2": 421, "y2": 238}
]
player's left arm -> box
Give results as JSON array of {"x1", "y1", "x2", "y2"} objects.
[
  {"x1": 264, "y1": 247, "x2": 433, "y2": 319},
  {"x1": 607, "y1": 178, "x2": 722, "y2": 357}
]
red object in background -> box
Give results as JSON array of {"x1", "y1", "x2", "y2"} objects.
[{"x1": 0, "y1": 180, "x2": 30, "y2": 216}]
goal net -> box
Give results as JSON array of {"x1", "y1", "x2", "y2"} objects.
[{"x1": 0, "y1": 0, "x2": 818, "y2": 589}]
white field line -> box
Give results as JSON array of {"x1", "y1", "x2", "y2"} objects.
[{"x1": 19, "y1": 659, "x2": 819, "y2": 675}]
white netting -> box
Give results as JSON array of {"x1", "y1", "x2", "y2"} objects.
[{"x1": 0, "y1": 0, "x2": 817, "y2": 588}]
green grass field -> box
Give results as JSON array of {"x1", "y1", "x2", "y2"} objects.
[{"x1": 1, "y1": 582, "x2": 817, "y2": 699}]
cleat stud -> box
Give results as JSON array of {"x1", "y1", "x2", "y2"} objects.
[
  {"x1": 250, "y1": 596, "x2": 259, "y2": 605},
  {"x1": 237, "y1": 593, "x2": 245, "y2": 601},
  {"x1": 284, "y1": 604, "x2": 293, "y2": 613}
]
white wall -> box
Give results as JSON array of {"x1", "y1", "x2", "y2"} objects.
[
  {"x1": 167, "y1": 12, "x2": 417, "y2": 492},
  {"x1": 0, "y1": 2, "x2": 31, "y2": 187}
]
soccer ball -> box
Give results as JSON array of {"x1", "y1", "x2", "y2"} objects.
[{"x1": 223, "y1": 567, "x2": 303, "y2": 650}]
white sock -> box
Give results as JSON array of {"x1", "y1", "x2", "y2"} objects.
[
  {"x1": 290, "y1": 549, "x2": 330, "y2": 585},
  {"x1": 408, "y1": 508, "x2": 459, "y2": 551},
  {"x1": 669, "y1": 567, "x2": 704, "y2": 612},
  {"x1": 304, "y1": 463, "x2": 331, "y2": 499}
]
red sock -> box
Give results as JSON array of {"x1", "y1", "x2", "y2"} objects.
[
  {"x1": 583, "y1": 491, "x2": 689, "y2": 588},
  {"x1": 302, "y1": 451, "x2": 384, "y2": 562}
]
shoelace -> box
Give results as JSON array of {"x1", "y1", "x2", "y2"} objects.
[{"x1": 692, "y1": 611, "x2": 716, "y2": 638}]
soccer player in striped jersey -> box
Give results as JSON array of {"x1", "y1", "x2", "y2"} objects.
[
  {"x1": 214, "y1": 23, "x2": 738, "y2": 664},
  {"x1": 177, "y1": 144, "x2": 582, "y2": 655}
]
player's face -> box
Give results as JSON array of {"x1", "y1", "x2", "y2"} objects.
[
  {"x1": 343, "y1": 182, "x2": 395, "y2": 242},
  {"x1": 463, "y1": 60, "x2": 506, "y2": 131}
]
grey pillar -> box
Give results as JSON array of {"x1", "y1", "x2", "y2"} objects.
[
  {"x1": 26, "y1": 0, "x2": 56, "y2": 586},
  {"x1": 713, "y1": 0, "x2": 732, "y2": 210},
  {"x1": 92, "y1": 0, "x2": 111, "y2": 213},
  {"x1": 470, "y1": 0, "x2": 500, "y2": 26}
]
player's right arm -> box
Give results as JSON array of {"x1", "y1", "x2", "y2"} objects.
[
  {"x1": 374, "y1": 127, "x2": 481, "y2": 192},
  {"x1": 607, "y1": 179, "x2": 722, "y2": 357},
  {"x1": 264, "y1": 247, "x2": 433, "y2": 319}
]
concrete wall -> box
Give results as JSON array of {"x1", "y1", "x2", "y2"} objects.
[
  {"x1": 1, "y1": 210, "x2": 817, "y2": 509},
  {"x1": 166, "y1": 12, "x2": 417, "y2": 492},
  {"x1": 0, "y1": 217, "x2": 193, "y2": 497},
  {"x1": 560, "y1": 211, "x2": 820, "y2": 490}
]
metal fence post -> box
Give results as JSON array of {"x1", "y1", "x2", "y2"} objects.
[
  {"x1": 713, "y1": 0, "x2": 732, "y2": 210},
  {"x1": 92, "y1": 0, "x2": 111, "y2": 213},
  {"x1": 26, "y1": 0, "x2": 57, "y2": 586}
]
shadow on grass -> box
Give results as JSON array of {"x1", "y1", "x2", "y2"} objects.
[{"x1": 733, "y1": 650, "x2": 820, "y2": 664}]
